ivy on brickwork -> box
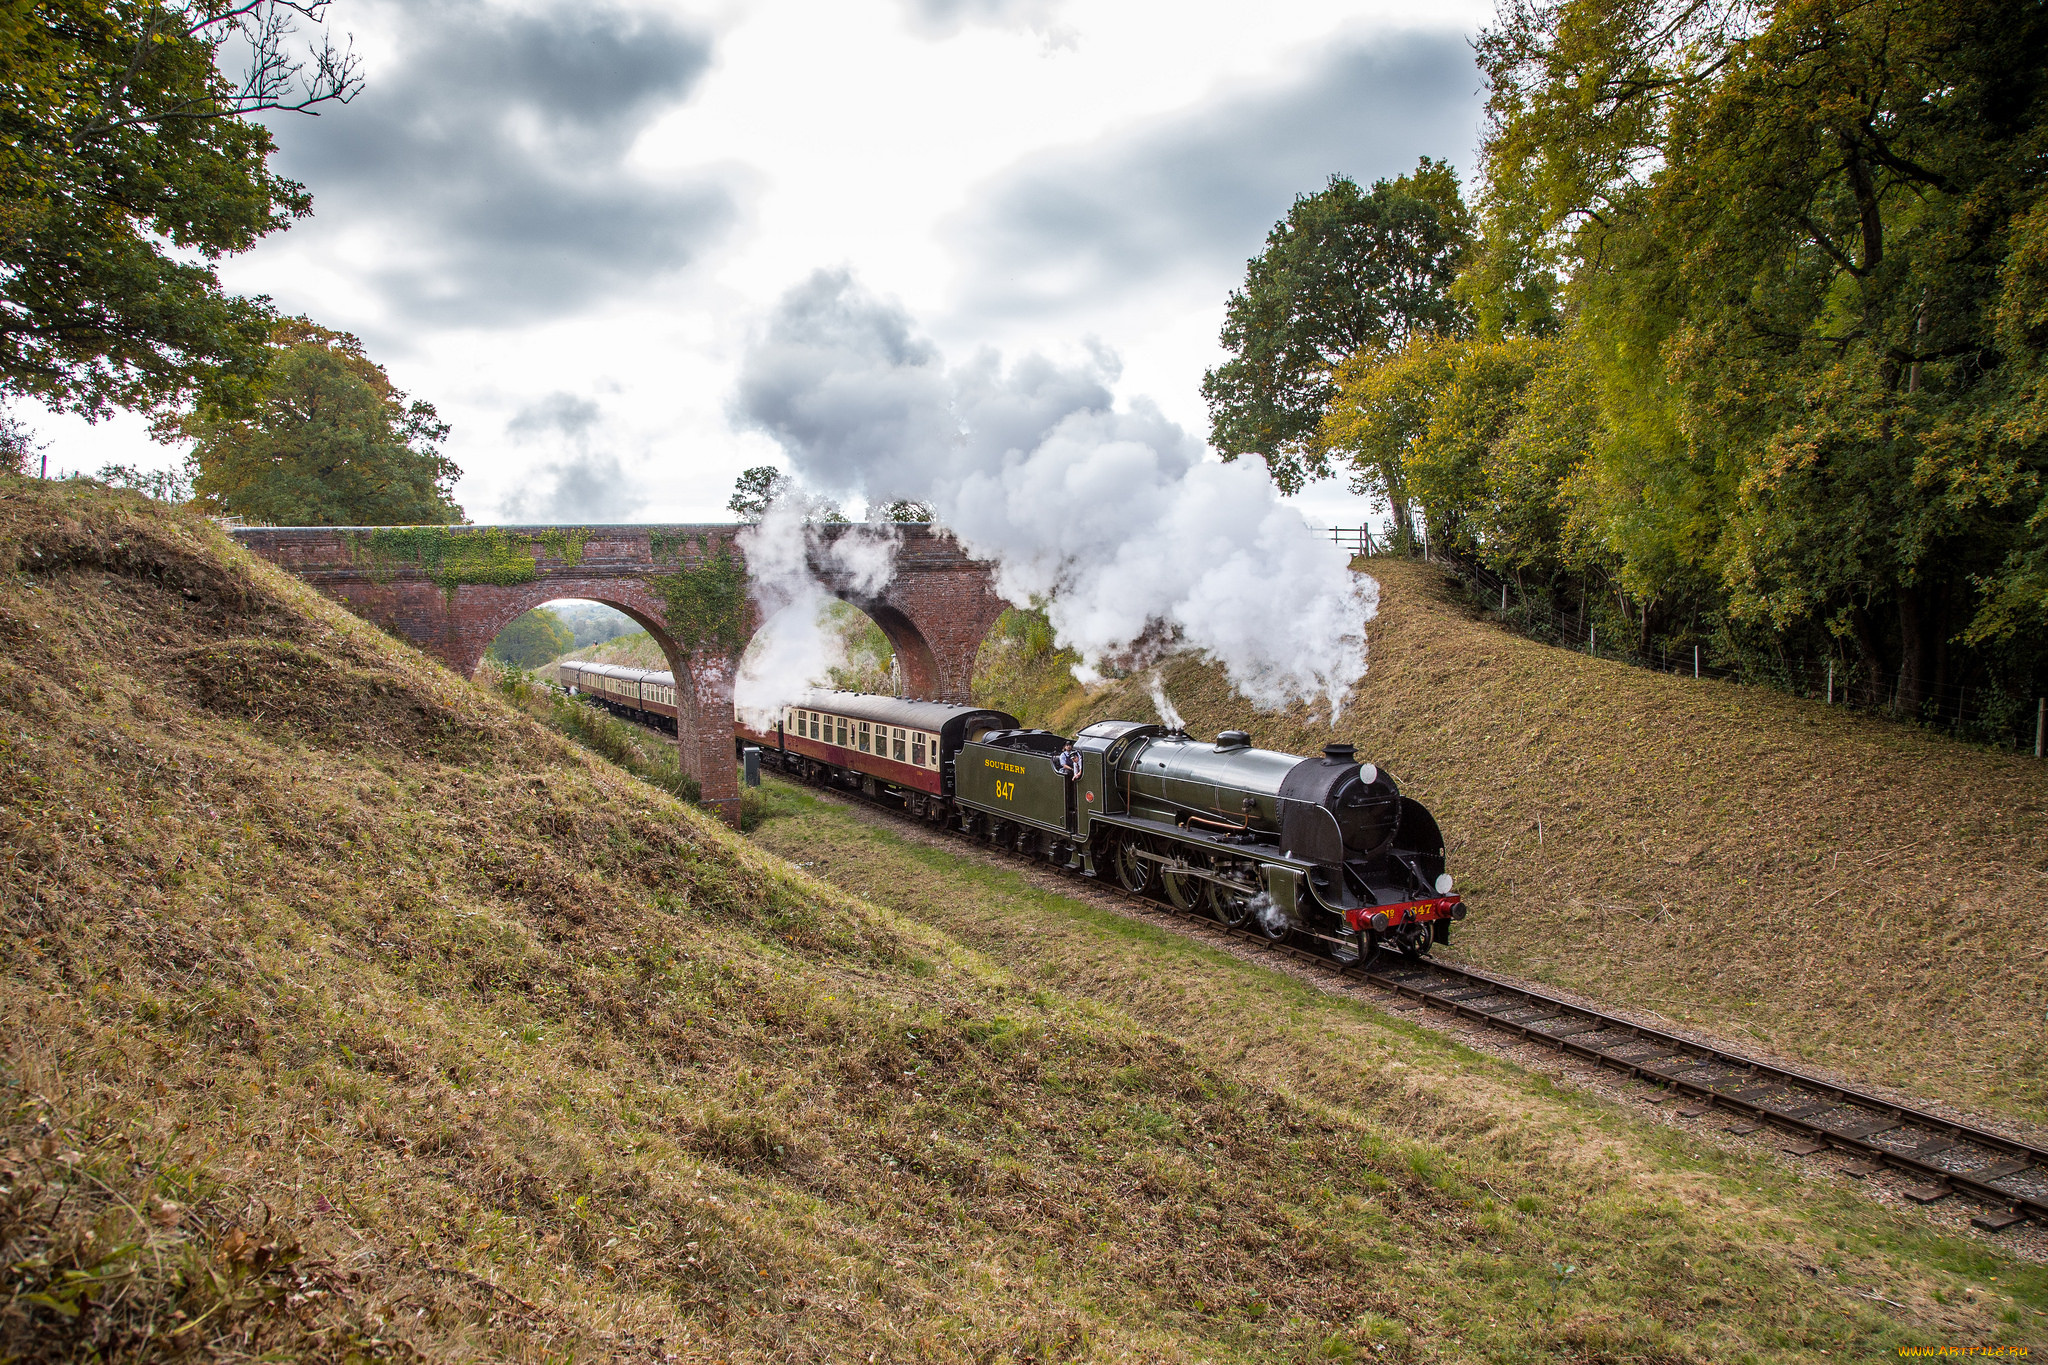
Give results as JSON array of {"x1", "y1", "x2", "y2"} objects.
[
  {"x1": 345, "y1": 525, "x2": 600, "y2": 589},
  {"x1": 651, "y1": 539, "x2": 748, "y2": 656},
  {"x1": 350, "y1": 527, "x2": 541, "y2": 590},
  {"x1": 534, "y1": 527, "x2": 592, "y2": 566},
  {"x1": 647, "y1": 528, "x2": 691, "y2": 565}
]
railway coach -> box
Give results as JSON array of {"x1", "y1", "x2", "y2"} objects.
[
  {"x1": 735, "y1": 691, "x2": 1020, "y2": 821},
  {"x1": 556, "y1": 660, "x2": 682, "y2": 735}
]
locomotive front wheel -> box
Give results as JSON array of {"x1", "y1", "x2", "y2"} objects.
[
  {"x1": 1111, "y1": 836, "x2": 1156, "y2": 895},
  {"x1": 1330, "y1": 930, "x2": 1383, "y2": 969}
]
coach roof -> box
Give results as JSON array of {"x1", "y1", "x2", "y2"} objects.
[{"x1": 793, "y1": 690, "x2": 1017, "y2": 736}]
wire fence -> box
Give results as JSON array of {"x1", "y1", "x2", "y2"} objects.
[{"x1": 1325, "y1": 528, "x2": 2046, "y2": 758}]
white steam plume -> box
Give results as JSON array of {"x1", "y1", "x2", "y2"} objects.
[
  {"x1": 732, "y1": 493, "x2": 901, "y2": 728},
  {"x1": 736, "y1": 269, "x2": 1378, "y2": 714},
  {"x1": 1146, "y1": 671, "x2": 1186, "y2": 730},
  {"x1": 1247, "y1": 891, "x2": 1291, "y2": 937}
]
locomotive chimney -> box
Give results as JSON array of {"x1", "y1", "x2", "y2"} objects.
[{"x1": 1322, "y1": 742, "x2": 1356, "y2": 763}]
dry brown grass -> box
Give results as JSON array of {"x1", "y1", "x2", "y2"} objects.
[
  {"x1": 996, "y1": 558, "x2": 2048, "y2": 1127},
  {"x1": 2, "y1": 477, "x2": 2039, "y2": 1361},
  {"x1": 751, "y1": 782, "x2": 2048, "y2": 1355}
]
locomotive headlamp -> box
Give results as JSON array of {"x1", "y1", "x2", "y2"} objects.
[
  {"x1": 1359, "y1": 763, "x2": 1378, "y2": 785},
  {"x1": 1434, "y1": 873, "x2": 1454, "y2": 895}
]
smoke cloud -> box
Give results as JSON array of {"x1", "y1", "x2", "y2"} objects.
[
  {"x1": 731, "y1": 494, "x2": 901, "y2": 727},
  {"x1": 736, "y1": 269, "x2": 1377, "y2": 714}
]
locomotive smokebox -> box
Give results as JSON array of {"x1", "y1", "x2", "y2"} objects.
[{"x1": 1323, "y1": 742, "x2": 1356, "y2": 762}]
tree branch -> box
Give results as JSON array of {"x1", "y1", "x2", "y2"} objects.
[
  {"x1": 1795, "y1": 214, "x2": 1867, "y2": 278},
  {"x1": 74, "y1": 0, "x2": 361, "y2": 143}
]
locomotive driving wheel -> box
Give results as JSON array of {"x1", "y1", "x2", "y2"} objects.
[
  {"x1": 1160, "y1": 849, "x2": 1206, "y2": 912},
  {"x1": 1111, "y1": 835, "x2": 1157, "y2": 895},
  {"x1": 1204, "y1": 870, "x2": 1252, "y2": 928}
]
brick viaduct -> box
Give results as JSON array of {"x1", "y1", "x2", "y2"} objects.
[{"x1": 229, "y1": 524, "x2": 1008, "y2": 825}]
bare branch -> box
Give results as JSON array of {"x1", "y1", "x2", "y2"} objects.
[{"x1": 71, "y1": 0, "x2": 361, "y2": 143}]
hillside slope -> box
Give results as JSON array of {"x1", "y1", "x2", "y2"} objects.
[
  {"x1": 538, "y1": 626, "x2": 670, "y2": 676},
  {"x1": 6, "y1": 484, "x2": 2040, "y2": 1359},
  {"x1": 999, "y1": 559, "x2": 2048, "y2": 1125}
]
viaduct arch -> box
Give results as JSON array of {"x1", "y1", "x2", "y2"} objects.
[{"x1": 230, "y1": 523, "x2": 1008, "y2": 825}]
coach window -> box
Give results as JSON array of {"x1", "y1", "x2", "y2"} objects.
[
  {"x1": 858, "y1": 720, "x2": 871, "y2": 753},
  {"x1": 910, "y1": 733, "x2": 925, "y2": 767},
  {"x1": 891, "y1": 727, "x2": 905, "y2": 760}
]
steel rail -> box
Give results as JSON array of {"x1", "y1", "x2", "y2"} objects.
[{"x1": 700, "y1": 727, "x2": 2048, "y2": 1233}]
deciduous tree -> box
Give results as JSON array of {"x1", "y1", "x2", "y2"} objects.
[
  {"x1": 489, "y1": 608, "x2": 575, "y2": 669},
  {"x1": 1476, "y1": 0, "x2": 2048, "y2": 710},
  {"x1": 1202, "y1": 160, "x2": 1472, "y2": 493},
  {"x1": 727, "y1": 465, "x2": 786, "y2": 521},
  {"x1": 1, "y1": 1, "x2": 360, "y2": 419},
  {"x1": 178, "y1": 320, "x2": 462, "y2": 526}
]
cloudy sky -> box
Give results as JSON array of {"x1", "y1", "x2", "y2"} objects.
[{"x1": 39, "y1": 0, "x2": 1492, "y2": 528}]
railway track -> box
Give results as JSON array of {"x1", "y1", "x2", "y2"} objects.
[{"x1": 772, "y1": 768, "x2": 2048, "y2": 1236}]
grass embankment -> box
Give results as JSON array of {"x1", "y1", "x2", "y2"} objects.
[
  {"x1": 478, "y1": 657, "x2": 705, "y2": 808},
  {"x1": 975, "y1": 559, "x2": 2048, "y2": 1127},
  {"x1": 16, "y1": 478, "x2": 2024, "y2": 1360},
  {"x1": 539, "y1": 627, "x2": 670, "y2": 677},
  {"x1": 753, "y1": 777, "x2": 2048, "y2": 1353}
]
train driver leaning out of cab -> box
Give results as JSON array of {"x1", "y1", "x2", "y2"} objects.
[{"x1": 1053, "y1": 744, "x2": 1082, "y2": 780}]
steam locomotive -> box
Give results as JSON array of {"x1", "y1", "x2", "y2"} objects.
[
  {"x1": 554, "y1": 660, "x2": 1461, "y2": 964},
  {"x1": 743, "y1": 691, "x2": 1460, "y2": 966}
]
